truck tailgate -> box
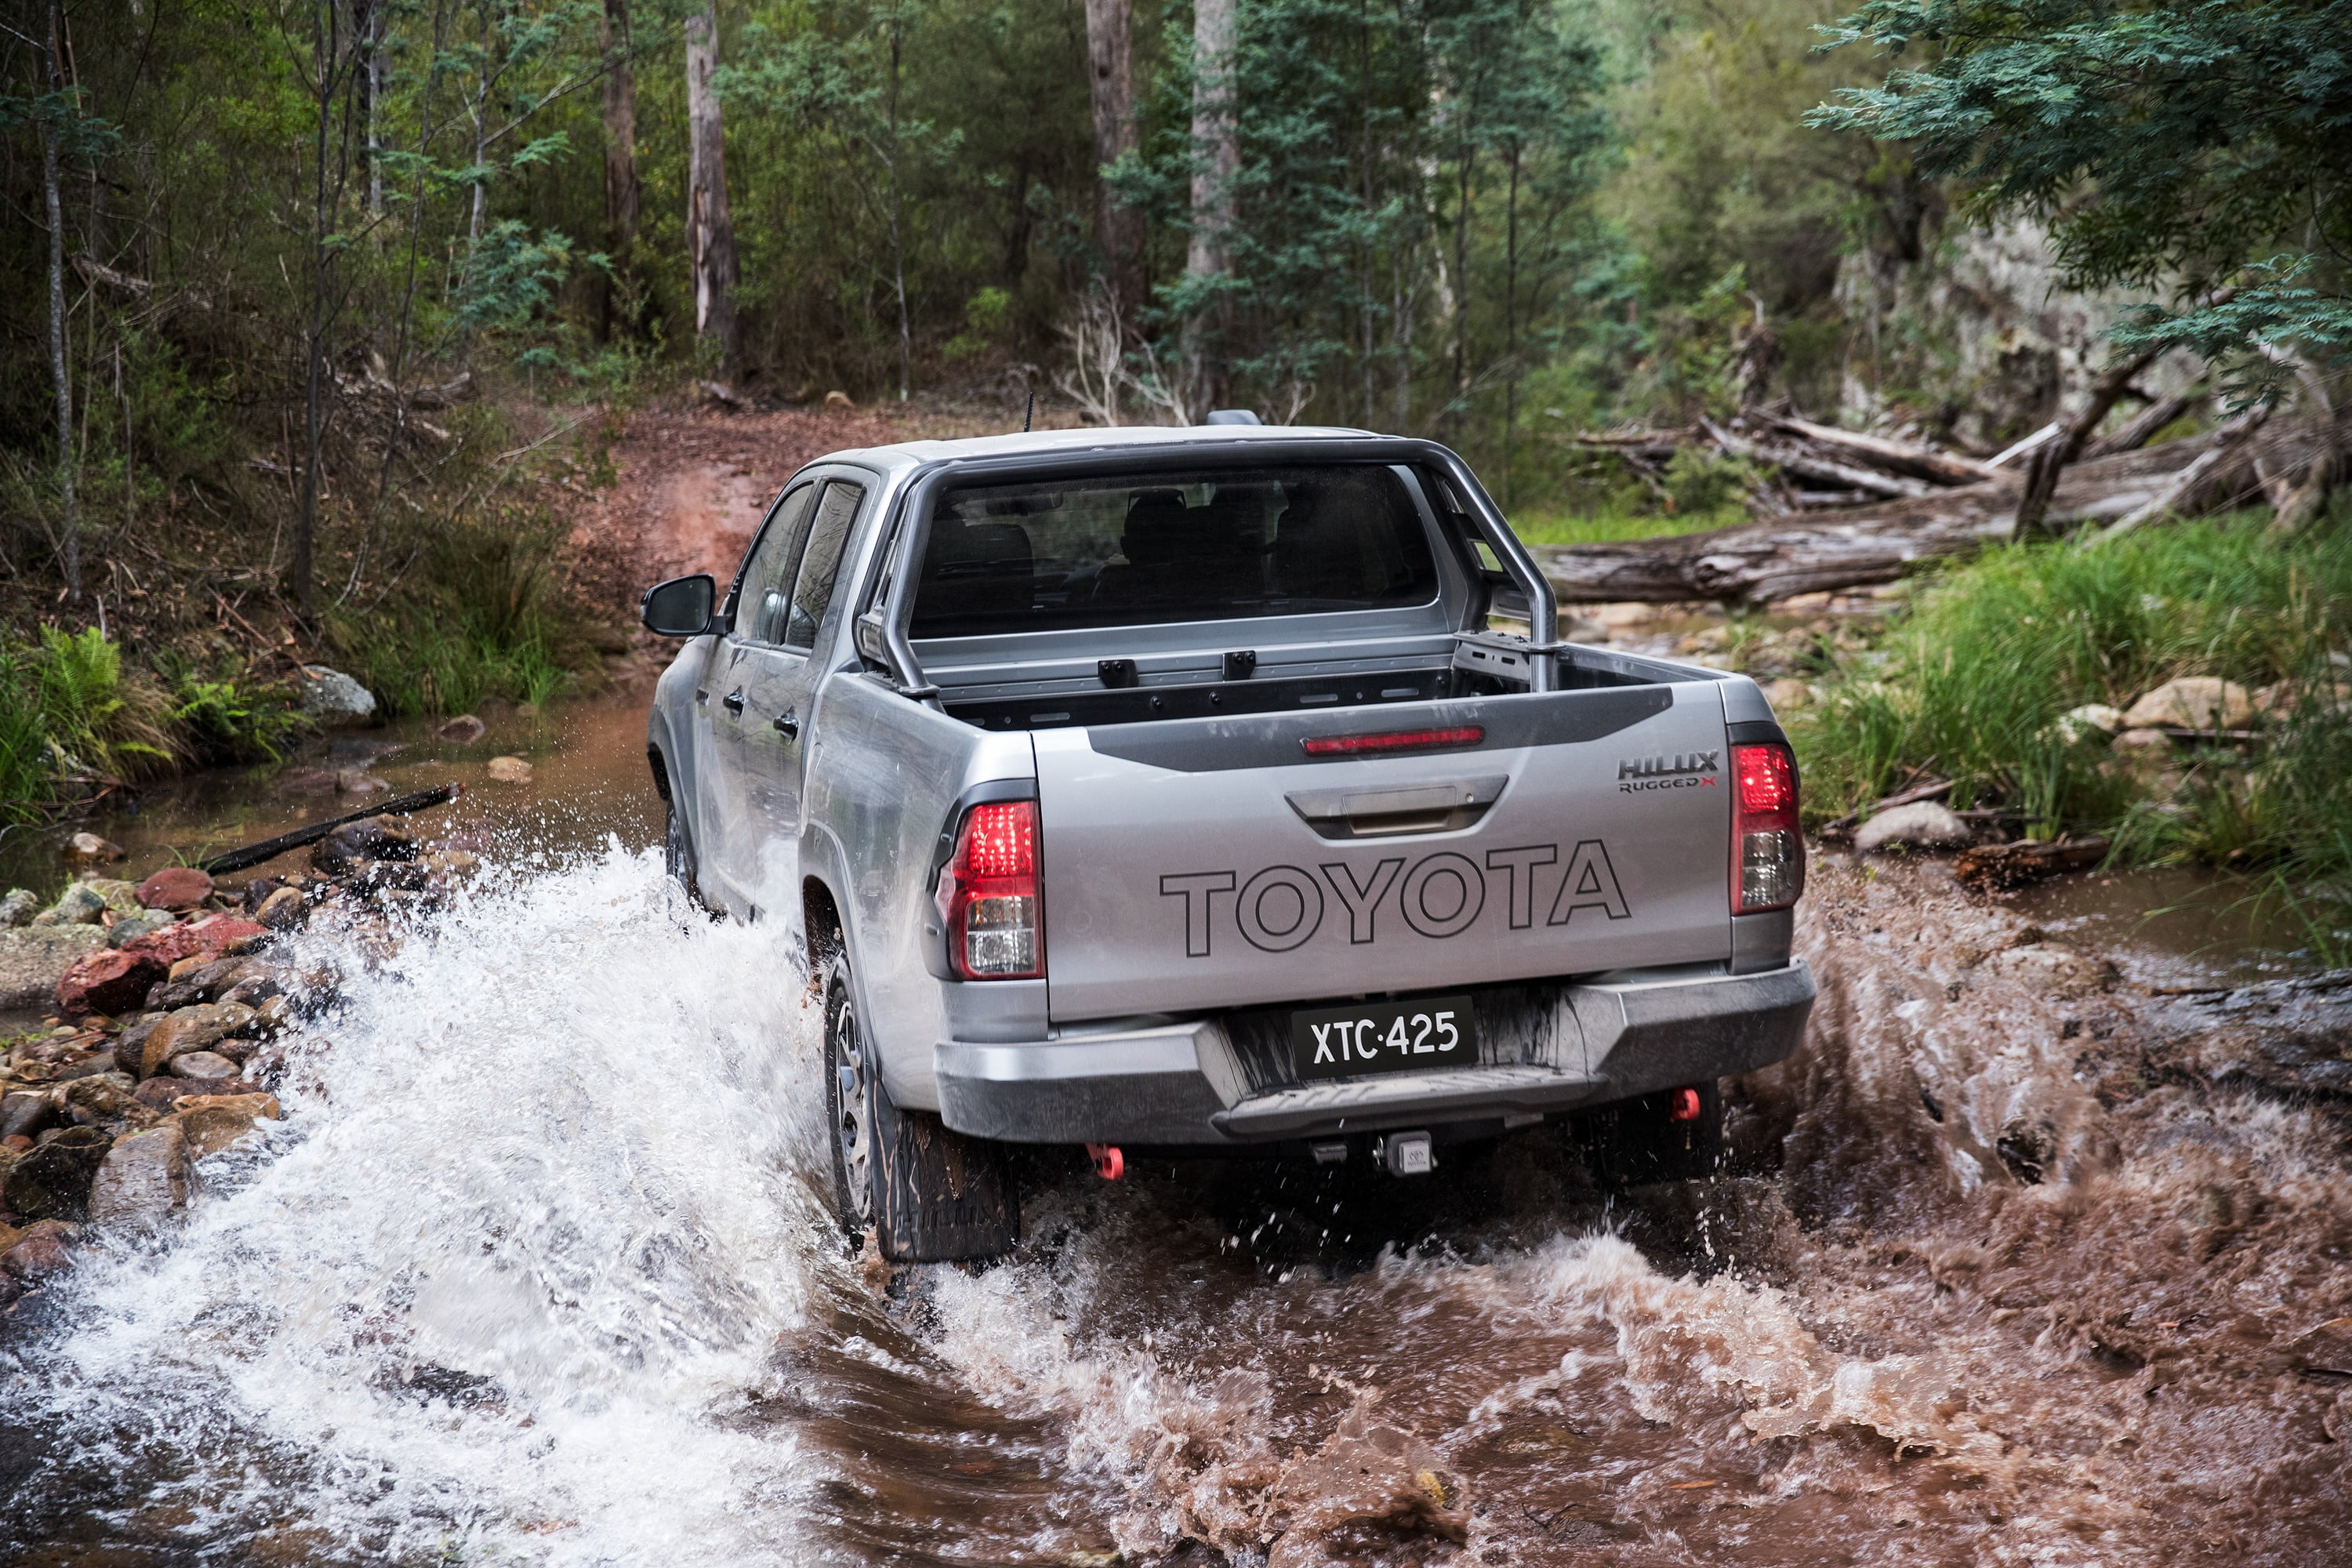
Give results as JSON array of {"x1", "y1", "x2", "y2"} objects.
[{"x1": 1035, "y1": 682, "x2": 1733, "y2": 1021}]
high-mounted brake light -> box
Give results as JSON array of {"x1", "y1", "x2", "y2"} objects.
[
  {"x1": 1302, "y1": 724, "x2": 1484, "y2": 757},
  {"x1": 1730, "y1": 743, "x2": 1804, "y2": 913},
  {"x1": 937, "y1": 800, "x2": 1044, "y2": 979}
]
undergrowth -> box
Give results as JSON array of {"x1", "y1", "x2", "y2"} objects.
[{"x1": 1510, "y1": 499, "x2": 1744, "y2": 547}]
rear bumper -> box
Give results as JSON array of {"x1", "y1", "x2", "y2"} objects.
[{"x1": 934, "y1": 960, "x2": 1815, "y2": 1145}]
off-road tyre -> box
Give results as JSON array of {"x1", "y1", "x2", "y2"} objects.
[
  {"x1": 821, "y1": 954, "x2": 1018, "y2": 1263},
  {"x1": 665, "y1": 802, "x2": 713, "y2": 913},
  {"x1": 1577, "y1": 1080, "x2": 1723, "y2": 1189}
]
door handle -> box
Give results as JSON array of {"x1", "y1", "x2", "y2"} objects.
[
  {"x1": 722, "y1": 688, "x2": 746, "y2": 716},
  {"x1": 773, "y1": 710, "x2": 800, "y2": 738}
]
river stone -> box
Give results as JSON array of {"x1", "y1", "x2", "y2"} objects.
[
  {"x1": 1854, "y1": 800, "x2": 1973, "y2": 853},
  {"x1": 85, "y1": 1123, "x2": 192, "y2": 1226},
  {"x1": 87, "y1": 879, "x2": 144, "y2": 916},
  {"x1": 336, "y1": 769, "x2": 390, "y2": 796},
  {"x1": 0, "y1": 889, "x2": 37, "y2": 927},
  {"x1": 295, "y1": 665, "x2": 378, "y2": 725},
  {"x1": 168, "y1": 1051, "x2": 238, "y2": 1082},
  {"x1": 139, "y1": 1004, "x2": 258, "y2": 1078},
  {"x1": 0, "y1": 926, "x2": 107, "y2": 1011},
  {"x1": 485, "y1": 755, "x2": 533, "y2": 783},
  {"x1": 4, "y1": 1126, "x2": 113, "y2": 1220},
  {"x1": 120, "y1": 913, "x2": 268, "y2": 970},
  {"x1": 169, "y1": 1093, "x2": 281, "y2": 1159},
  {"x1": 61, "y1": 832, "x2": 126, "y2": 866},
  {"x1": 54, "y1": 948, "x2": 169, "y2": 1019},
  {"x1": 254, "y1": 886, "x2": 308, "y2": 931},
  {"x1": 2122, "y1": 677, "x2": 2253, "y2": 731},
  {"x1": 436, "y1": 713, "x2": 487, "y2": 743},
  {"x1": 107, "y1": 912, "x2": 175, "y2": 949},
  {"x1": 1, "y1": 1226, "x2": 74, "y2": 1283},
  {"x1": 62, "y1": 1072, "x2": 143, "y2": 1126},
  {"x1": 312, "y1": 820, "x2": 416, "y2": 874},
  {"x1": 2, "y1": 1090, "x2": 56, "y2": 1142},
  {"x1": 136, "y1": 867, "x2": 214, "y2": 911},
  {"x1": 32, "y1": 883, "x2": 109, "y2": 927}
]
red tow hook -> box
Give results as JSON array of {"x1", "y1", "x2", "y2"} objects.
[
  {"x1": 1087, "y1": 1142, "x2": 1125, "y2": 1181},
  {"x1": 1668, "y1": 1087, "x2": 1704, "y2": 1122}
]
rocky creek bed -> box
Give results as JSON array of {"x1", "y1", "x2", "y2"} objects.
[{"x1": 1, "y1": 747, "x2": 2349, "y2": 1563}]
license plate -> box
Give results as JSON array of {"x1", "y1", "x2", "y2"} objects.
[{"x1": 1292, "y1": 995, "x2": 1476, "y2": 1081}]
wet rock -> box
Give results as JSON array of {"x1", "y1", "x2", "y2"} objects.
[
  {"x1": 0, "y1": 888, "x2": 38, "y2": 927},
  {"x1": 136, "y1": 866, "x2": 214, "y2": 911},
  {"x1": 2121, "y1": 676, "x2": 2253, "y2": 731},
  {"x1": 436, "y1": 713, "x2": 487, "y2": 743},
  {"x1": 55, "y1": 947, "x2": 169, "y2": 1018},
  {"x1": 132, "y1": 1076, "x2": 201, "y2": 1110},
  {"x1": 311, "y1": 820, "x2": 416, "y2": 875},
  {"x1": 167, "y1": 1092, "x2": 281, "y2": 1158},
  {"x1": 138, "y1": 1004, "x2": 260, "y2": 1078},
  {"x1": 2055, "y1": 702, "x2": 2126, "y2": 743},
  {"x1": 2, "y1": 1224, "x2": 76, "y2": 1283},
  {"x1": 2145, "y1": 968, "x2": 2352, "y2": 1102},
  {"x1": 32, "y1": 883, "x2": 109, "y2": 926},
  {"x1": 0, "y1": 926, "x2": 107, "y2": 1011},
  {"x1": 168, "y1": 1051, "x2": 238, "y2": 1081},
  {"x1": 294, "y1": 665, "x2": 378, "y2": 725},
  {"x1": 85, "y1": 1122, "x2": 193, "y2": 1225},
  {"x1": 336, "y1": 768, "x2": 391, "y2": 796},
  {"x1": 1853, "y1": 800, "x2": 1972, "y2": 853},
  {"x1": 276, "y1": 768, "x2": 340, "y2": 796},
  {"x1": 3, "y1": 1126, "x2": 113, "y2": 1220},
  {"x1": 120, "y1": 913, "x2": 268, "y2": 971},
  {"x1": 106, "y1": 912, "x2": 175, "y2": 949},
  {"x1": 62, "y1": 832, "x2": 126, "y2": 866},
  {"x1": 2, "y1": 1090, "x2": 56, "y2": 1142},
  {"x1": 485, "y1": 755, "x2": 534, "y2": 784}
]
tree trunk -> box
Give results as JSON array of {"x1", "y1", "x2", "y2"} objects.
[
  {"x1": 887, "y1": 17, "x2": 910, "y2": 401},
  {"x1": 296, "y1": 0, "x2": 346, "y2": 618},
  {"x1": 2013, "y1": 343, "x2": 2162, "y2": 539},
  {"x1": 684, "y1": 1, "x2": 740, "y2": 379},
  {"x1": 1185, "y1": 0, "x2": 1237, "y2": 413},
  {"x1": 1081, "y1": 0, "x2": 1142, "y2": 327},
  {"x1": 598, "y1": 0, "x2": 640, "y2": 342},
  {"x1": 42, "y1": 0, "x2": 77, "y2": 601}
]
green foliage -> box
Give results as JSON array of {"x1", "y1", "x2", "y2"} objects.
[
  {"x1": 1508, "y1": 504, "x2": 1740, "y2": 546},
  {"x1": 458, "y1": 222, "x2": 580, "y2": 336},
  {"x1": 0, "y1": 629, "x2": 178, "y2": 822},
  {"x1": 1793, "y1": 516, "x2": 2352, "y2": 862},
  {"x1": 157, "y1": 660, "x2": 311, "y2": 768},
  {"x1": 1661, "y1": 445, "x2": 1755, "y2": 514},
  {"x1": 1815, "y1": 0, "x2": 2352, "y2": 385}
]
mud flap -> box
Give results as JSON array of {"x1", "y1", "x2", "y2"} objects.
[
  {"x1": 868, "y1": 1077, "x2": 1020, "y2": 1264},
  {"x1": 1577, "y1": 1080, "x2": 1722, "y2": 1189}
]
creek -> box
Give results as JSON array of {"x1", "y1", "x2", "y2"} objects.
[{"x1": 4, "y1": 692, "x2": 2347, "y2": 1566}]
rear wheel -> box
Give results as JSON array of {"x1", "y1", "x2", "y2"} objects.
[
  {"x1": 1577, "y1": 1080, "x2": 1722, "y2": 1189},
  {"x1": 821, "y1": 953, "x2": 1018, "y2": 1262}
]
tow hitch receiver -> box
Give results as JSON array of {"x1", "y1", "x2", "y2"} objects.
[{"x1": 1380, "y1": 1131, "x2": 1435, "y2": 1177}]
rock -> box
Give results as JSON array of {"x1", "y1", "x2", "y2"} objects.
[
  {"x1": 311, "y1": 820, "x2": 416, "y2": 874},
  {"x1": 55, "y1": 948, "x2": 169, "y2": 1018},
  {"x1": 1762, "y1": 677, "x2": 1816, "y2": 712},
  {"x1": 2054, "y1": 702, "x2": 2127, "y2": 743},
  {"x1": 485, "y1": 755, "x2": 533, "y2": 783},
  {"x1": 0, "y1": 888, "x2": 38, "y2": 927},
  {"x1": 2, "y1": 1090, "x2": 56, "y2": 1142},
  {"x1": 2111, "y1": 726, "x2": 2172, "y2": 753},
  {"x1": 276, "y1": 768, "x2": 341, "y2": 796},
  {"x1": 422, "y1": 849, "x2": 480, "y2": 878},
  {"x1": 336, "y1": 768, "x2": 390, "y2": 796},
  {"x1": 253, "y1": 885, "x2": 308, "y2": 931},
  {"x1": 3, "y1": 1126, "x2": 113, "y2": 1220},
  {"x1": 62, "y1": 832, "x2": 126, "y2": 866},
  {"x1": 0, "y1": 926, "x2": 107, "y2": 1011},
  {"x1": 119, "y1": 913, "x2": 267, "y2": 970},
  {"x1": 138, "y1": 1004, "x2": 259, "y2": 1078},
  {"x1": 168, "y1": 1093, "x2": 281, "y2": 1159},
  {"x1": 823, "y1": 388, "x2": 854, "y2": 410},
  {"x1": 33, "y1": 883, "x2": 110, "y2": 926},
  {"x1": 168, "y1": 1051, "x2": 238, "y2": 1081},
  {"x1": 62, "y1": 1073, "x2": 143, "y2": 1127},
  {"x1": 1853, "y1": 800, "x2": 1973, "y2": 853},
  {"x1": 136, "y1": 867, "x2": 215, "y2": 911},
  {"x1": 2120, "y1": 676, "x2": 2254, "y2": 731},
  {"x1": 85, "y1": 878, "x2": 144, "y2": 916},
  {"x1": 294, "y1": 665, "x2": 378, "y2": 725},
  {"x1": 106, "y1": 913, "x2": 174, "y2": 949},
  {"x1": 85, "y1": 1123, "x2": 193, "y2": 1225},
  {"x1": 436, "y1": 713, "x2": 487, "y2": 743},
  {"x1": 2, "y1": 1227, "x2": 74, "y2": 1283},
  {"x1": 132, "y1": 1076, "x2": 201, "y2": 1110}
]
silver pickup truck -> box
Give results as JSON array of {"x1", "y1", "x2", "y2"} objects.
[{"x1": 639, "y1": 424, "x2": 1813, "y2": 1261}]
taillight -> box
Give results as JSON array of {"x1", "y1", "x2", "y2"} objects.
[
  {"x1": 1731, "y1": 743, "x2": 1803, "y2": 913},
  {"x1": 1302, "y1": 725, "x2": 1483, "y2": 757},
  {"x1": 937, "y1": 800, "x2": 1043, "y2": 979}
]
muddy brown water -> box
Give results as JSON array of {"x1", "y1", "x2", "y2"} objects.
[{"x1": 5, "y1": 694, "x2": 2349, "y2": 1566}]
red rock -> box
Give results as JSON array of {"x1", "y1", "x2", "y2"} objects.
[
  {"x1": 135, "y1": 867, "x2": 215, "y2": 911},
  {"x1": 132, "y1": 1077, "x2": 199, "y2": 1109},
  {"x1": 1, "y1": 1231, "x2": 74, "y2": 1282},
  {"x1": 56, "y1": 949, "x2": 169, "y2": 1018},
  {"x1": 119, "y1": 913, "x2": 267, "y2": 969}
]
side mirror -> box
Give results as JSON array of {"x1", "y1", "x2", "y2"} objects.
[
  {"x1": 855, "y1": 609, "x2": 893, "y2": 670},
  {"x1": 641, "y1": 574, "x2": 717, "y2": 637}
]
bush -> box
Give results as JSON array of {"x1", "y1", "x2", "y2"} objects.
[{"x1": 0, "y1": 626, "x2": 180, "y2": 822}]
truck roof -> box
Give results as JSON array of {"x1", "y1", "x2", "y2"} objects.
[{"x1": 817, "y1": 422, "x2": 1378, "y2": 474}]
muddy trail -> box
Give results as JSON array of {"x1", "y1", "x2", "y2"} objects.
[{"x1": 4, "y1": 800, "x2": 2350, "y2": 1565}]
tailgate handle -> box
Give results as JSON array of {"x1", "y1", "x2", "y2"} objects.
[{"x1": 1285, "y1": 775, "x2": 1508, "y2": 840}]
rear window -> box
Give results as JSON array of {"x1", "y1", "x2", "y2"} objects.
[{"x1": 909, "y1": 465, "x2": 1441, "y2": 639}]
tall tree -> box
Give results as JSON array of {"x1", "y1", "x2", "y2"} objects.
[
  {"x1": 1082, "y1": 0, "x2": 1143, "y2": 325},
  {"x1": 686, "y1": 0, "x2": 742, "y2": 377},
  {"x1": 1185, "y1": 0, "x2": 1238, "y2": 410},
  {"x1": 600, "y1": 0, "x2": 641, "y2": 340},
  {"x1": 39, "y1": 0, "x2": 74, "y2": 601},
  {"x1": 294, "y1": 0, "x2": 365, "y2": 618}
]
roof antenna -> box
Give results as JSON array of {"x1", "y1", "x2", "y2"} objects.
[{"x1": 1022, "y1": 388, "x2": 1035, "y2": 433}]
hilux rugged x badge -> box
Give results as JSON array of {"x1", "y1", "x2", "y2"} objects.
[{"x1": 1617, "y1": 750, "x2": 1719, "y2": 793}]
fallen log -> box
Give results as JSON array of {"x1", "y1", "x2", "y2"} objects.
[
  {"x1": 1952, "y1": 836, "x2": 2111, "y2": 893},
  {"x1": 198, "y1": 783, "x2": 465, "y2": 875},
  {"x1": 1757, "y1": 413, "x2": 1994, "y2": 488},
  {"x1": 1704, "y1": 419, "x2": 1936, "y2": 499}
]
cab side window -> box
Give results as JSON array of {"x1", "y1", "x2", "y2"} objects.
[
  {"x1": 783, "y1": 481, "x2": 866, "y2": 648},
  {"x1": 735, "y1": 485, "x2": 818, "y2": 645}
]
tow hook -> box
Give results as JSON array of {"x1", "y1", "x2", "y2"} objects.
[
  {"x1": 1087, "y1": 1142, "x2": 1124, "y2": 1181},
  {"x1": 1377, "y1": 1131, "x2": 1435, "y2": 1177},
  {"x1": 1668, "y1": 1087, "x2": 1704, "y2": 1122}
]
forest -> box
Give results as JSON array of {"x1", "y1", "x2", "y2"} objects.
[{"x1": 1, "y1": 0, "x2": 2347, "y2": 932}]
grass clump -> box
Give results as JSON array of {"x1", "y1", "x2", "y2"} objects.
[
  {"x1": 1511, "y1": 499, "x2": 1746, "y2": 547},
  {"x1": 0, "y1": 627, "x2": 180, "y2": 821}
]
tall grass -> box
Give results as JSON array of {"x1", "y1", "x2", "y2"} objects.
[
  {"x1": 0, "y1": 627, "x2": 180, "y2": 822},
  {"x1": 1510, "y1": 500, "x2": 1747, "y2": 547}
]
